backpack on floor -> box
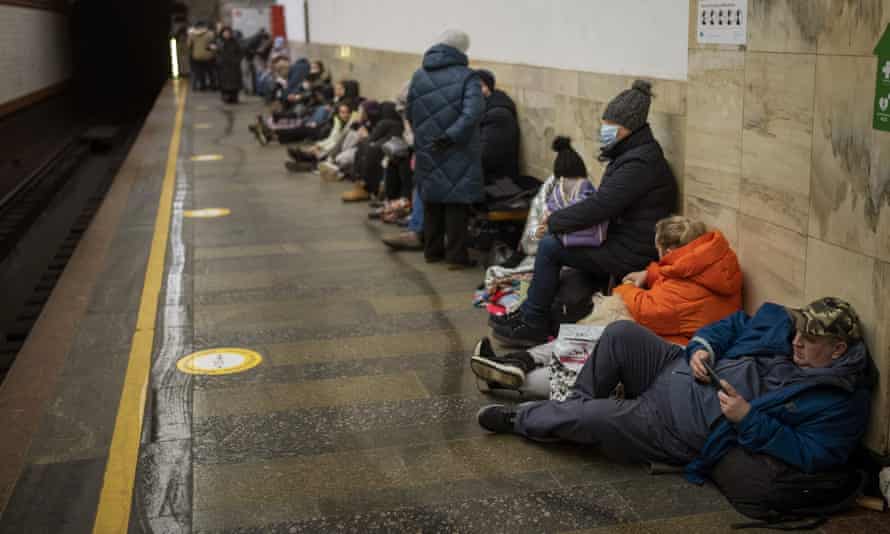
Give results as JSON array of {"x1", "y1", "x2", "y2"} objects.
[
  {"x1": 549, "y1": 268, "x2": 608, "y2": 327},
  {"x1": 710, "y1": 447, "x2": 866, "y2": 530}
]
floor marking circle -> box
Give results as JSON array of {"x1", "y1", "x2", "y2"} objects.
[
  {"x1": 190, "y1": 154, "x2": 224, "y2": 161},
  {"x1": 177, "y1": 348, "x2": 262, "y2": 375},
  {"x1": 183, "y1": 208, "x2": 230, "y2": 218},
  {"x1": 194, "y1": 123, "x2": 213, "y2": 129}
]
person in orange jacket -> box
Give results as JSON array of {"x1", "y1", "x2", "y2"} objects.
[
  {"x1": 471, "y1": 216, "x2": 743, "y2": 396},
  {"x1": 614, "y1": 216, "x2": 742, "y2": 345}
]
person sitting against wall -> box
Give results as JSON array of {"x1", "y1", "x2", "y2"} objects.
[
  {"x1": 491, "y1": 80, "x2": 677, "y2": 346},
  {"x1": 284, "y1": 100, "x2": 357, "y2": 173},
  {"x1": 476, "y1": 297, "x2": 875, "y2": 510},
  {"x1": 274, "y1": 79, "x2": 360, "y2": 146},
  {"x1": 476, "y1": 69, "x2": 520, "y2": 182},
  {"x1": 471, "y1": 215, "x2": 743, "y2": 396},
  {"x1": 316, "y1": 99, "x2": 381, "y2": 182},
  {"x1": 342, "y1": 101, "x2": 405, "y2": 202}
]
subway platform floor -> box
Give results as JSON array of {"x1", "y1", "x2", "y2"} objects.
[{"x1": 0, "y1": 82, "x2": 885, "y2": 533}]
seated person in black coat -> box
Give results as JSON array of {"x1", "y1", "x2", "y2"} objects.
[
  {"x1": 476, "y1": 70, "x2": 520, "y2": 182},
  {"x1": 492, "y1": 80, "x2": 678, "y2": 347}
]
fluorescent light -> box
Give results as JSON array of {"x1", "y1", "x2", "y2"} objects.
[{"x1": 170, "y1": 38, "x2": 180, "y2": 79}]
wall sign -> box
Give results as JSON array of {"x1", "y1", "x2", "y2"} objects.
[
  {"x1": 697, "y1": 0, "x2": 747, "y2": 46},
  {"x1": 874, "y1": 24, "x2": 890, "y2": 132}
]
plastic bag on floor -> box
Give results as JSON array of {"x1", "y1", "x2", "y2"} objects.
[{"x1": 549, "y1": 324, "x2": 605, "y2": 401}]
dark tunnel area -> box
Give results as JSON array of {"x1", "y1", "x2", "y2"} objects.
[{"x1": 69, "y1": 0, "x2": 174, "y2": 123}]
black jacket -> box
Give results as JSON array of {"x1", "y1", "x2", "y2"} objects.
[
  {"x1": 218, "y1": 36, "x2": 243, "y2": 92},
  {"x1": 481, "y1": 89, "x2": 520, "y2": 179},
  {"x1": 548, "y1": 124, "x2": 677, "y2": 276},
  {"x1": 368, "y1": 102, "x2": 405, "y2": 146}
]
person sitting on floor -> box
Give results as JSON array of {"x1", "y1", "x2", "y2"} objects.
[
  {"x1": 477, "y1": 297, "x2": 875, "y2": 492},
  {"x1": 471, "y1": 215, "x2": 743, "y2": 396},
  {"x1": 284, "y1": 100, "x2": 357, "y2": 173},
  {"x1": 342, "y1": 101, "x2": 405, "y2": 202},
  {"x1": 317, "y1": 99, "x2": 380, "y2": 182},
  {"x1": 491, "y1": 79, "x2": 677, "y2": 347},
  {"x1": 477, "y1": 69, "x2": 519, "y2": 182}
]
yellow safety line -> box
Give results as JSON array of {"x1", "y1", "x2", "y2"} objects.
[{"x1": 92, "y1": 81, "x2": 187, "y2": 533}]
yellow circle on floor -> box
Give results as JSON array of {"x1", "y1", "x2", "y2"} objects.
[
  {"x1": 190, "y1": 154, "x2": 224, "y2": 161},
  {"x1": 177, "y1": 348, "x2": 263, "y2": 375},
  {"x1": 194, "y1": 123, "x2": 213, "y2": 129},
  {"x1": 183, "y1": 208, "x2": 230, "y2": 218}
]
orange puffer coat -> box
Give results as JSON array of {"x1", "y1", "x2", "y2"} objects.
[{"x1": 612, "y1": 231, "x2": 742, "y2": 345}]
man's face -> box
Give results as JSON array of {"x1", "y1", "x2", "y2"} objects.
[{"x1": 792, "y1": 331, "x2": 848, "y2": 368}]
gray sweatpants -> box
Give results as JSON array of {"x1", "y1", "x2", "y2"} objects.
[{"x1": 514, "y1": 321, "x2": 698, "y2": 465}]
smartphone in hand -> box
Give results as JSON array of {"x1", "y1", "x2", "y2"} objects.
[{"x1": 701, "y1": 359, "x2": 725, "y2": 393}]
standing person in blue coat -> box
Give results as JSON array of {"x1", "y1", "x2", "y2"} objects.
[
  {"x1": 476, "y1": 297, "x2": 875, "y2": 486},
  {"x1": 407, "y1": 30, "x2": 485, "y2": 269}
]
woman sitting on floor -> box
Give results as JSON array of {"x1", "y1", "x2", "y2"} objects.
[
  {"x1": 285, "y1": 100, "x2": 358, "y2": 173},
  {"x1": 470, "y1": 215, "x2": 743, "y2": 398}
]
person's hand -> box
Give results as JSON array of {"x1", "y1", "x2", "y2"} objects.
[
  {"x1": 432, "y1": 135, "x2": 454, "y2": 151},
  {"x1": 622, "y1": 270, "x2": 647, "y2": 288},
  {"x1": 287, "y1": 93, "x2": 298, "y2": 103},
  {"x1": 534, "y1": 224, "x2": 547, "y2": 240},
  {"x1": 357, "y1": 126, "x2": 369, "y2": 139},
  {"x1": 718, "y1": 381, "x2": 751, "y2": 423},
  {"x1": 690, "y1": 349, "x2": 711, "y2": 383}
]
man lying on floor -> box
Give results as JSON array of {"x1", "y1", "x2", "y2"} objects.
[{"x1": 477, "y1": 297, "x2": 875, "y2": 485}]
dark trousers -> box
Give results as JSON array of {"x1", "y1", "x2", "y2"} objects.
[
  {"x1": 191, "y1": 60, "x2": 216, "y2": 90},
  {"x1": 514, "y1": 321, "x2": 696, "y2": 465},
  {"x1": 384, "y1": 156, "x2": 413, "y2": 200},
  {"x1": 423, "y1": 202, "x2": 470, "y2": 264},
  {"x1": 356, "y1": 143, "x2": 386, "y2": 195},
  {"x1": 277, "y1": 124, "x2": 322, "y2": 144},
  {"x1": 520, "y1": 235, "x2": 610, "y2": 328}
]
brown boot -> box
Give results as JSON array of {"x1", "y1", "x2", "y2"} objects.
[
  {"x1": 381, "y1": 231, "x2": 423, "y2": 251},
  {"x1": 341, "y1": 184, "x2": 371, "y2": 202}
]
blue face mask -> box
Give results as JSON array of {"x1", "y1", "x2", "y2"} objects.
[{"x1": 599, "y1": 124, "x2": 620, "y2": 147}]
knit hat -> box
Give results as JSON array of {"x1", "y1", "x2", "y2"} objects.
[
  {"x1": 552, "y1": 136, "x2": 587, "y2": 178},
  {"x1": 438, "y1": 29, "x2": 470, "y2": 53},
  {"x1": 602, "y1": 80, "x2": 653, "y2": 132},
  {"x1": 476, "y1": 69, "x2": 495, "y2": 91}
]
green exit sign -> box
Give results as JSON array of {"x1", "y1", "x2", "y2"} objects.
[{"x1": 875, "y1": 24, "x2": 890, "y2": 131}]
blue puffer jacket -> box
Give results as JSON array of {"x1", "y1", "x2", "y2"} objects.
[
  {"x1": 408, "y1": 44, "x2": 484, "y2": 204},
  {"x1": 683, "y1": 303, "x2": 876, "y2": 484}
]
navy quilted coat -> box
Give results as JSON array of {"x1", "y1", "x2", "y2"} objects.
[{"x1": 408, "y1": 44, "x2": 484, "y2": 204}]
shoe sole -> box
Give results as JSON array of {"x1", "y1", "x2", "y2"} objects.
[
  {"x1": 470, "y1": 356, "x2": 524, "y2": 389},
  {"x1": 491, "y1": 330, "x2": 546, "y2": 349}
]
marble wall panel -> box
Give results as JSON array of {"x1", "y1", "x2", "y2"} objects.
[
  {"x1": 740, "y1": 52, "x2": 816, "y2": 234},
  {"x1": 818, "y1": 0, "x2": 890, "y2": 56},
  {"x1": 686, "y1": 195, "x2": 739, "y2": 249},
  {"x1": 577, "y1": 72, "x2": 686, "y2": 116},
  {"x1": 805, "y1": 238, "x2": 889, "y2": 454},
  {"x1": 685, "y1": 49, "x2": 745, "y2": 210},
  {"x1": 810, "y1": 55, "x2": 883, "y2": 257},
  {"x1": 747, "y1": 0, "x2": 825, "y2": 53},
  {"x1": 517, "y1": 89, "x2": 557, "y2": 175},
  {"x1": 737, "y1": 214, "x2": 807, "y2": 312}
]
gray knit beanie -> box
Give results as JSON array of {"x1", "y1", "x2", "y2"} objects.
[
  {"x1": 438, "y1": 29, "x2": 470, "y2": 53},
  {"x1": 602, "y1": 80, "x2": 653, "y2": 132}
]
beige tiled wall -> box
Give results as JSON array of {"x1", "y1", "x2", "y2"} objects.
[
  {"x1": 292, "y1": 0, "x2": 890, "y2": 455},
  {"x1": 686, "y1": 0, "x2": 890, "y2": 455},
  {"x1": 290, "y1": 43, "x2": 688, "y2": 191}
]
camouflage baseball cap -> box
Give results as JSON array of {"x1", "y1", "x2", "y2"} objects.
[{"x1": 787, "y1": 297, "x2": 862, "y2": 343}]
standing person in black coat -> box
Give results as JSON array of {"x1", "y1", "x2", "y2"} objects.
[
  {"x1": 477, "y1": 70, "x2": 520, "y2": 181},
  {"x1": 492, "y1": 80, "x2": 678, "y2": 347},
  {"x1": 217, "y1": 27, "x2": 243, "y2": 103}
]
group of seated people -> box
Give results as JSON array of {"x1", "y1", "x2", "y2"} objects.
[{"x1": 246, "y1": 30, "x2": 880, "y2": 524}]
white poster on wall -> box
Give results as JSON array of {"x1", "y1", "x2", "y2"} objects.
[
  {"x1": 232, "y1": 7, "x2": 270, "y2": 37},
  {"x1": 697, "y1": 0, "x2": 747, "y2": 45}
]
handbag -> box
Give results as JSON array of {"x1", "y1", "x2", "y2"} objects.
[
  {"x1": 546, "y1": 178, "x2": 608, "y2": 247},
  {"x1": 381, "y1": 136, "x2": 411, "y2": 158}
]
